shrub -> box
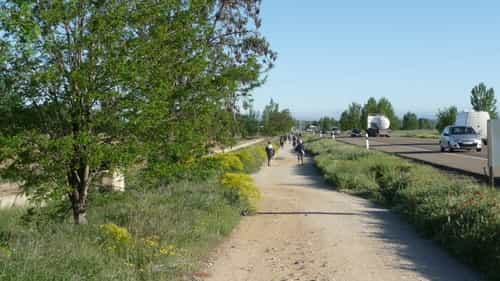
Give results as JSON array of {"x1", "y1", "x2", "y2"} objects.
[
  {"x1": 233, "y1": 143, "x2": 271, "y2": 173},
  {"x1": 99, "y1": 223, "x2": 133, "y2": 248},
  {"x1": 220, "y1": 172, "x2": 261, "y2": 214},
  {"x1": 213, "y1": 153, "x2": 244, "y2": 172}
]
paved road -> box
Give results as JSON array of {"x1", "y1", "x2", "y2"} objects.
[
  {"x1": 203, "y1": 145, "x2": 480, "y2": 281},
  {"x1": 337, "y1": 136, "x2": 500, "y2": 180}
]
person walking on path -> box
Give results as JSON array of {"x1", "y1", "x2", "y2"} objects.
[
  {"x1": 295, "y1": 139, "x2": 305, "y2": 165},
  {"x1": 265, "y1": 141, "x2": 275, "y2": 167}
]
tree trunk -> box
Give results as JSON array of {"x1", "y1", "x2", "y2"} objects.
[{"x1": 68, "y1": 164, "x2": 90, "y2": 225}]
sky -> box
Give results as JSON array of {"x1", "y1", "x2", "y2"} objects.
[{"x1": 251, "y1": 0, "x2": 500, "y2": 120}]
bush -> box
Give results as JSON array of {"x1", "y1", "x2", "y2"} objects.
[
  {"x1": 99, "y1": 223, "x2": 133, "y2": 248},
  {"x1": 307, "y1": 138, "x2": 500, "y2": 280},
  {"x1": 233, "y1": 143, "x2": 270, "y2": 174},
  {"x1": 213, "y1": 153, "x2": 245, "y2": 172},
  {"x1": 220, "y1": 172, "x2": 261, "y2": 214}
]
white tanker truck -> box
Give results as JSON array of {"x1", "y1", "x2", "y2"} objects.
[{"x1": 367, "y1": 114, "x2": 391, "y2": 137}]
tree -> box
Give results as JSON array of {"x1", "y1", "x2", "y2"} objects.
[
  {"x1": 339, "y1": 103, "x2": 362, "y2": 131},
  {"x1": 318, "y1": 117, "x2": 338, "y2": 131},
  {"x1": 361, "y1": 97, "x2": 378, "y2": 130},
  {"x1": 418, "y1": 118, "x2": 435, "y2": 130},
  {"x1": 0, "y1": 1, "x2": 275, "y2": 224},
  {"x1": 261, "y1": 99, "x2": 294, "y2": 136},
  {"x1": 436, "y1": 106, "x2": 458, "y2": 132},
  {"x1": 402, "y1": 112, "x2": 419, "y2": 130},
  {"x1": 470, "y1": 83, "x2": 497, "y2": 118},
  {"x1": 392, "y1": 116, "x2": 402, "y2": 130},
  {"x1": 239, "y1": 108, "x2": 260, "y2": 138},
  {"x1": 377, "y1": 97, "x2": 399, "y2": 129}
]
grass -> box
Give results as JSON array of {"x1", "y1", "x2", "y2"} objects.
[
  {"x1": 392, "y1": 129, "x2": 440, "y2": 139},
  {"x1": 0, "y1": 180, "x2": 243, "y2": 281},
  {"x1": 307, "y1": 138, "x2": 500, "y2": 281},
  {"x1": 0, "y1": 142, "x2": 270, "y2": 281}
]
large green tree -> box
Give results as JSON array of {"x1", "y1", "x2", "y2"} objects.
[
  {"x1": 470, "y1": 82, "x2": 497, "y2": 118},
  {"x1": 0, "y1": 0, "x2": 275, "y2": 224},
  {"x1": 339, "y1": 102, "x2": 362, "y2": 131},
  {"x1": 261, "y1": 99, "x2": 294, "y2": 136},
  {"x1": 436, "y1": 106, "x2": 458, "y2": 132},
  {"x1": 402, "y1": 112, "x2": 419, "y2": 130}
]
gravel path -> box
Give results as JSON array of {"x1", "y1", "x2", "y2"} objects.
[{"x1": 202, "y1": 143, "x2": 481, "y2": 281}]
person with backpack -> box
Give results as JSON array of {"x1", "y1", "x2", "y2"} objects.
[
  {"x1": 295, "y1": 139, "x2": 305, "y2": 165},
  {"x1": 265, "y1": 141, "x2": 275, "y2": 167}
]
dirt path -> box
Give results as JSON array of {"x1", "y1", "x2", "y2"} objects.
[{"x1": 202, "y1": 144, "x2": 481, "y2": 281}]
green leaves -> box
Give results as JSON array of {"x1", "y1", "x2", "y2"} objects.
[
  {"x1": 339, "y1": 102, "x2": 362, "y2": 131},
  {"x1": 0, "y1": 0, "x2": 274, "y2": 222},
  {"x1": 436, "y1": 106, "x2": 457, "y2": 132},
  {"x1": 261, "y1": 99, "x2": 294, "y2": 136},
  {"x1": 470, "y1": 82, "x2": 497, "y2": 119},
  {"x1": 402, "y1": 112, "x2": 418, "y2": 130}
]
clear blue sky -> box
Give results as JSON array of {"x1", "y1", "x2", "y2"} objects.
[{"x1": 252, "y1": 0, "x2": 500, "y2": 120}]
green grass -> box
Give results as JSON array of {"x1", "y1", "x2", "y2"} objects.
[
  {"x1": 307, "y1": 139, "x2": 500, "y2": 281},
  {"x1": 392, "y1": 129, "x2": 440, "y2": 139},
  {"x1": 0, "y1": 179, "x2": 243, "y2": 281},
  {"x1": 0, "y1": 142, "x2": 270, "y2": 281}
]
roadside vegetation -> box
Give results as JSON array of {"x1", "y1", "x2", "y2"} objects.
[
  {"x1": 0, "y1": 1, "x2": 293, "y2": 279},
  {"x1": 307, "y1": 138, "x2": 500, "y2": 280},
  {"x1": 0, "y1": 143, "x2": 270, "y2": 281}
]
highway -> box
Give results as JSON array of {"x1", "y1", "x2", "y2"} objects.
[{"x1": 336, "y1": 136, "x2": 500, "y2": 182}]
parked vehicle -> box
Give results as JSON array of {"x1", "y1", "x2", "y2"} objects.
[
  {"x1": 350, "y1": 128, "x2": 363, "y2": 137},
  {"x1": 455, "y1": 111, "x2": 490, "y2": 144},
  {"x1": 439, "y1": 126, "x2": 482, "y2": 152},
  {"x1": 367, "y1": 114, "x2": 391, "y2": 137}
]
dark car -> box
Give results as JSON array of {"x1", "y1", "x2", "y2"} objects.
[{"x1": 350, "y1": 128, "x2": 363, "y2": 137}]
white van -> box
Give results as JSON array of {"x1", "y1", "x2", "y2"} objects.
[{"x1": 454, "y1": 111, "x2": 490, "y2": 144}]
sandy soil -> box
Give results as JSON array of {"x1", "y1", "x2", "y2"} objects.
[{"x1": 200, "y1": 144, "x2": 481, "y2": 281}]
